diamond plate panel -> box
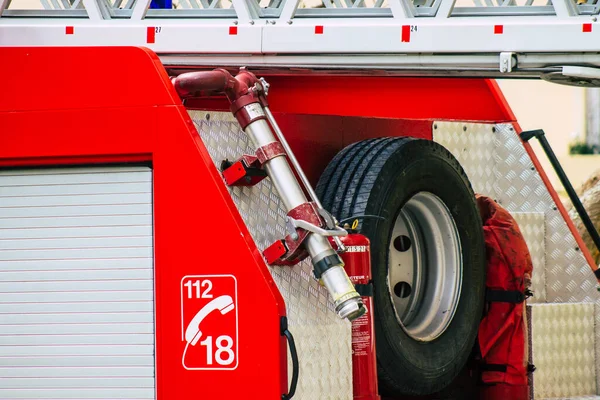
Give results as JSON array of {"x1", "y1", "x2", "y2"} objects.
[
  {"x1": 435, "y1": 122, "x2": 599, "y2": 392},
  {"x1": 492, "y1": 124, "x2": 595, "y2": 304},
  {"x1": 435, "y1": 122, "x2": 592, "y2": 304},
  {"x1": 491, "y1": 123, "x2": 600, "y2": 391},
  {"x1": 529, "y1": 303, "x2": 596, "y2": 399},
  {"x1": 513, "y1": 212, "x2": 547, "y2": 303},
  {"x1": 434, "y1": 125, "x2": 594, "y2": 296},
  {"x1": 433, "y1": 123, "x2": 551, "y2": 303},
  {"x1": 188, "y1": 110, "x2": 353, "y2": 400},
  {"x1": 433, "y1": 122, "x2": 498, "y2": 198}
]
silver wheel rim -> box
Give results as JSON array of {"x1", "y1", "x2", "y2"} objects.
[{"x1": 387, "y1": 192, "x2": 462, "y2": 342}]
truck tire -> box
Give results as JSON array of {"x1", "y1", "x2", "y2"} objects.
[{"x1": 316, "y1": 137, "x2": 486, "y2": 396}]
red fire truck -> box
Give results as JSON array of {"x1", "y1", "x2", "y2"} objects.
[{"x1": 1, "y1": 1, "x2": 600, "y2": 399}]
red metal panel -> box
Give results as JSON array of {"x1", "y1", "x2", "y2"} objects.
[
  {"x1": 273, "y1": 114, "x2": 431, "y2": 185},
  {"x1": 0, "y1": 47, "x2": 178, "y2": 112},
  {"x1": 266, "y1": 76, "x2": 515, "y2": 122},
  {"x1": 0, "y1": 46, "x2": 288, "y2": 400},
  {"x1": 154, "y1": 105, "x2": 288, "y2": 398},
  {"x1": 185, "y1": 76, "x2": 516, "y2": 123},
  {"x1": 0, "y1": 107, "x2": 155, "y2": 162}
]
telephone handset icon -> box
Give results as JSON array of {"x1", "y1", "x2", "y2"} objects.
[{"x1": 185, "y1": 295, "x2": 235, "y2": 346}]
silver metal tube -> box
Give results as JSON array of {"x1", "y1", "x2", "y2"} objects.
[
  {"x1": 242, "y1": 106, "x2": 365, "y2": 321},
  {"x1": 245, "y1": 119, "x2": 307, "y2": 211},
  {"x1": 263, "y1": 106, "x2": 345, "y2": 251},
  {"x1": 245, "y1": 119, "x2": 335, "y2": 260},
  {"x1": 263, "y1": 107, "x2": 324, "y2": 210},
  {"x1": 245, "y1": 119, "x2": 337, "y2": 261},
  {"x1": 321, "y1": 265, "x2": 365, "y2": 320}
]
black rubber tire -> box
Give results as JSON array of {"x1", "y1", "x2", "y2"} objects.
[{"x1": 316, "y1": 137, "x2": 486, "y2": 397}]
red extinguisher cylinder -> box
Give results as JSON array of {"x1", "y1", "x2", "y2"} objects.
[{"x1": 339, "y1": 234, "x2": 380, "y2": 400}]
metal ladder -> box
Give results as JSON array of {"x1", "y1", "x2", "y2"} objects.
[{"x1": 2, "y1": 0, "x2": 600, "y2": 82}]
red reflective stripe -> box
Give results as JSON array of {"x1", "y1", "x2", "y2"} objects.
[
  {"x1": 65, "y1": 26, "x2": 74, "y2": 35},
  {"x1": 315, "y1": 25, "x2": 324, "y2": 34},
  {"x1": 146, "y1": 27, "x2": 155, "y2": 44},
  {"x1": 401, "y1": 25, "x2": 410, "y2": 42},
  {"x1": 583, "y1": 23, "x2": 593, "y2": 32},
  {"x1": 494, "y1": 25, "x2": 504, "y2": 34}
]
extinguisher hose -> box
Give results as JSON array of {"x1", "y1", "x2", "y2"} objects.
[{"x1": 281, "y1": 317, "x2": 299, "y2": 400}]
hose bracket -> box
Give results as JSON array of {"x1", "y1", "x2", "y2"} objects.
[
  {"x1": 264, "y1": 202, "x2": 347, "y2": 266},
  {"x1": 221, "y1": 142, "x2": 286, "y2": 187}
]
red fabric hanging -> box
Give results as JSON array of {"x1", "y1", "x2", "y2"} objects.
[{"x1": 476, "y1": 195, "x2": 532, "y2": 400}]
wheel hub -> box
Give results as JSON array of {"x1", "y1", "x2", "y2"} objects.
[{"x1": 387, "y1": 192, "x2": 463, "y2": 342}]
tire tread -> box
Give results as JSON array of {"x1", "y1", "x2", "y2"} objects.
[{"x1": 316, "y1": 137, "x2": 485, "y2": 397}]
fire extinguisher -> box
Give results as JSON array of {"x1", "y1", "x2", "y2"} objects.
[{"x1": 339, "y1": 233, "x2": 380, "y2": 400}]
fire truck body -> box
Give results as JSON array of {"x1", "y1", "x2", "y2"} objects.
[{"x1": 1, "y1": 2, "x2": 600, "y2": 396}]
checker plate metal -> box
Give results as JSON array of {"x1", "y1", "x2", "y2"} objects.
[
  {"x1": 512, "y1": 212, "x2": 547, "y2": 303},
  {"x1": 435, "y1": 121, "x2": 598, "y2": 395},
  {"x1": 492, "y1": 124, "x2": 594, "y2": 305},
  {"x1": 432, "y1": 122, "x2": 497, "y2": 197},
  {"x1": 188, "y1": 110, "x2": 353, "y2": 400},
  {"x1": 544, "y1": 396, "x2": 600, "y2": 399},
  {"x1": 529, "y1": 303, "x2": 596, "y2": 399},
  {"x1": 434, "y1": 122, "x2": 593, "y2": 305}
]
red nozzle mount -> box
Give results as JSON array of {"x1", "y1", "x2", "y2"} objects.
[
  {"x1": 171, "y1": 68, "x2": 260, "y2": 103},
  {"x1": 172, "y1": 68, "x2": 268, "y2": 129}
]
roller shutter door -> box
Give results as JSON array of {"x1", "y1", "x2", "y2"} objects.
[{"x1": 0, "y1": 166, "x2": 155, "y2": 399}]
